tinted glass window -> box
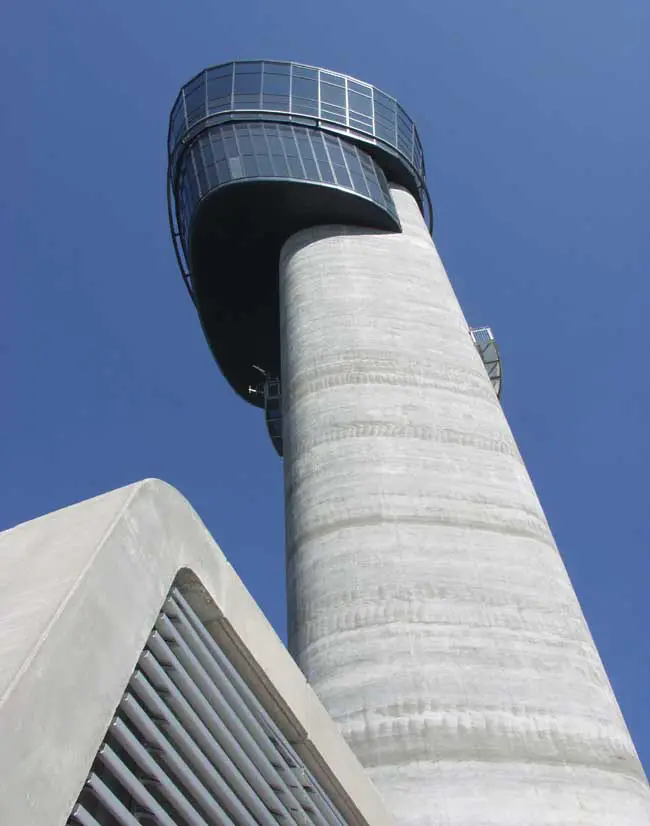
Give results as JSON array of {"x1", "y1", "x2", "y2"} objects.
[
  {"x1": 171, "y1": 101, "x2": 186, "y2": 144},
  {"x1": 170, "y1": 64, "x2": 425, "y2": 244},
  {"x1": 320, "y1": 82, "x2": 346, "y2": 107},
  {"x1": 317, "y1": 162, "x2": 335, "y2": 184},
  {"x1": 292, "y1": 64, "x2": 318, "y2": 80},
  {"x1": 325, "y1": 140, "x2": 344, "y2": 166},
  {"x1": 302, "y1": 157, "x2": 319, "y2": 181},
  {"x1": 234, "y1": 72, "x2": 260, "y2": 96},
  {"x1": 171, "y1": 61, "x2": 425, "y2": 187},
  {"x1": 281, "y1": 135, "x2": 299, "y2": 157},
  {"x1": 271, "y1": 154, "x2": 289, "y2": 176},
  {"x1": 320, "y1": 71, "x2": 344, "y2": 87},
  {"x1": 287, "y1": 156, "x2": 303, "y2": 177},
  {"x1": 228, "y1": 157, "x2": 244, "y2": 178},
  {"x1": 348, "y1": 90, "x2": 372, "y2": 116},
  {"x1": 320, "y1": 107, "x2": 346, "y2": 124},
  {"x1": 333, "y1": 165, "x2": 351, "y2": 188},
  {"x1": 242, "y1": 155, "x2": 259, "y2": 176},
  {"x1": 206, "y1": 66, "x2": 232, "y2": 109},
  {"x1": 263, "y1": 71, "x2": 290, "y2": 96},
  {"x1": 292, "y1": 97, "x2": 319, "y2": 117},
  {"x1": 350, "y1": 116, "x2": 373, "y2": 132},
  {"x1": 184, "y1": 75, "x2": 206, "y2": 127},
  {"x1": 262, "y1": 95, "x2": 290, "y2": 111},
  {"x1": 310, "y1": 135, "x2": 328, "y2": 162},
  {"x1": 257, "y1": 156, "x2": 274, "y2": 176},
  {"x1": 267, "y1": 133, "x2": 284, "y2": 155},
  {"x1": 348, "y1": 80, "x2": 371, "y2": 96}
]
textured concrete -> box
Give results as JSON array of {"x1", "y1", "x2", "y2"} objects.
[
  {"x1": 0, "y1": 480, "x2": 394, "y2": 826},
  {"x1": 280, "y1": 185, "x2": 650, "y2": 825}
]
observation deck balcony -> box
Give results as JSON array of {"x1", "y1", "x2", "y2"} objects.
[
  {"x1": 167, "y1": 61, "x2": 429, "y2": 405},
  {"x1": 470, "y1": 326, "x2": 502, "y2": 398}
]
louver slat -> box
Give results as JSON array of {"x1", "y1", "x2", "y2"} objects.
[{"x1": 67, "y1": 588, "x2": 352, "y2": 826}]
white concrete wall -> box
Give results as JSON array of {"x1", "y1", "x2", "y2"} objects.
[
  {"x1": 280, "y1": 185, "x2": 650, "y2": 826},
  {"x1": 0, "y1": 480, "x2": 394, "y2": 826}
]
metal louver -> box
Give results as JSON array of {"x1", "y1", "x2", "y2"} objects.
[{"x1": 67, "y1": 588, "x2": 349, "y2": 826}]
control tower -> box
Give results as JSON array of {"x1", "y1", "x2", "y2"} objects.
[{"x1": 168, "y1": 61, "x2": 650, "y2": 826}]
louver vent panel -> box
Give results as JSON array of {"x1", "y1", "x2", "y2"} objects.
[{"x1": 67, "y1": 588, "x2": 348, "y2": 826}]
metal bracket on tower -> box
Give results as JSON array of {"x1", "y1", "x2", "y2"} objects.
[
  {"x1": 470, "y1": 327, "x2": 502, "y2": 398},
  {"x1": 249, "y1": 366, "x2": 283, "y2": 457}
]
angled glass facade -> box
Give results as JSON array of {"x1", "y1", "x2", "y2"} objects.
[
  {"x1": 176, "y1": 122, "x2": 397, "y2": 243},
  {"x1": 169, "y1": 61, "x2": 425, "y2": 191}
]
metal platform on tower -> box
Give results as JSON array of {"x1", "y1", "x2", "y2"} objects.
[{"x1": 470, "y1": 327, "x2": 502, "y2": 398}]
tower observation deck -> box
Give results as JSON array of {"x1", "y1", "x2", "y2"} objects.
[
  {"x1": 168, "y1": 61, "x2": 650, "y2": 826},
  {"x1": 168, "y1": 60, "x2": 430, "y2": 407}
]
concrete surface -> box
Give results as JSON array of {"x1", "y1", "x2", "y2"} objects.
[
  {"x1": 280, "y1": 185, "x2": 650, "y2": 825},
  {"x1": 0, "y1": 479, "x2": 394, "y2": 826}
]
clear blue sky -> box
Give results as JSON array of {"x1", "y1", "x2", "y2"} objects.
[{"x1": 2, "y1": 0, "x2": 649, "y2": 771}]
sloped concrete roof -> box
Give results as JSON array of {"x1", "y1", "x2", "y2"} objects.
[{"x1": 0, "y1": 479, "x2": 394, "y2": 826}]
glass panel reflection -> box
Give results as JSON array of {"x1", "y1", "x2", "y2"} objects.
[
  {"x1": 349, "y1": 91, "x2": 372, "y2": 116},
  {"x1": 262, "y1": 72, "x2": 290, "y2": 96},
  {"x1": 169, "y1": 61, "x2": 425, "y2": 192},
  {"x1": 175, "y1": 121, "x2": 398, "y2": 251}
]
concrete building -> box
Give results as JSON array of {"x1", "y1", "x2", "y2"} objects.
[
  {"x1": 0, "y1": 480, "x2": 393, "y2": 826},
  {"x1": 166, "y1": 60, "x2": 650, "y2": 824},
  {"x1": 0, "y1": 59, "x2": 648, "y2": 826}
]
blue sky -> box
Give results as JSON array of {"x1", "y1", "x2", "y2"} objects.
[{"x1": 2, "y1": 0, "x2": 649, "y2": 770}]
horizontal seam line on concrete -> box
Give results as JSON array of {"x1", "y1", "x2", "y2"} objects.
[
  {"x1": 338, "y1": 705, "x2": 630, "y2": 733},
  {"x1": 354, "y1": 750, "x2": 647, "y2": 778},
  {"x1": 286, "y1": 513, "x2": 554, "y2": 558},
  {"x1": 293, "y1": 616, "x2": 590, "y2": 645},
  {"x1": 285, "y1": 372, "x2": 500, "y2": 409},
  {"x1": 286, "y1": 424, "x2": 519, "y2": 464},
  {"x1": 286, "y1": 492, "x2": 546, "y2": 527}
]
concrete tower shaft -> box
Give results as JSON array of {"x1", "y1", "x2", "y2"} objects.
[
  {"x1": 168, "y1": 61, "x2": 650, "y2": 825},
  {"x1": 280, "y1": 186, "x2": 650, "y2": 825}
]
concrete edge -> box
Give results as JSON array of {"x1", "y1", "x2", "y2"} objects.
[{"x1": 0, "y1": 478, "x2": 394, "y2": 826}]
